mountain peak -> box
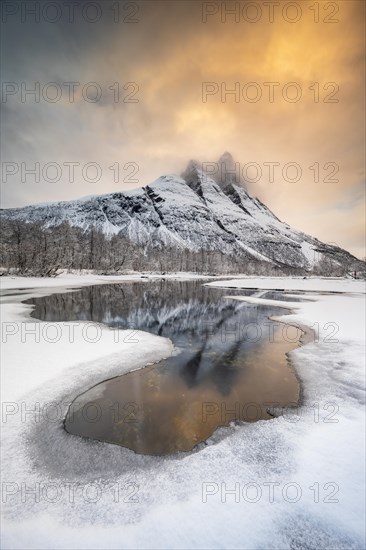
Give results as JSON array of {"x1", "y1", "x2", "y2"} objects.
[
  {"x1": 181, "y1": 153, "x2": 245, "y2": 189},
  {"x1": 214, "y1": 152, "x2": 245, "y2": 189},
  {"x1": 2, "y1": 154, "x2": 363, "y2": 275},
  {"x1": 218, "y1": 151, "x2": 234, "y2": 163},
  {"x1": 180, "y1": 159, "x2": 206, "y2": 190}
]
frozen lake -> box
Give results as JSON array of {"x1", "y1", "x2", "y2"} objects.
[
  {"x1": 1, "y1": 275, "x2": 364, "y2": 549},
  {"x1": 26, "y1": 280, "x2": 301, "y2": 454}
]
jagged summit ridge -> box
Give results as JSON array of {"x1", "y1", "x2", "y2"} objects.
[{"x1": 181, "y1": 152, "x2": 246, "y2": 190}]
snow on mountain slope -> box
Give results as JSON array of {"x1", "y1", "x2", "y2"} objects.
[{"x1": 0, "y1": 154, "x2": 363, "y2": 271}]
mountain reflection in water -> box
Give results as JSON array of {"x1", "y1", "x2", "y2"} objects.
[{"x1": 27, "y1": 280, "x2": 301, "y2": 455}]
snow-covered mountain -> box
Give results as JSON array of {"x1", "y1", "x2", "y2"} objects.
[{"x1": 1, "y1": 153, "x2": 363, "y2": 272}]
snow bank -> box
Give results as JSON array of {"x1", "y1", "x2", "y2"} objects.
[
  {"x1": 0, "y1": 272, "x2": 214, "y2": 292},
  {"x1": 206, "y1": 276, "x2": 365, "y2": 294},
  {"x1": 1, "y1": 277, "x2": 365, "y2": 549}
]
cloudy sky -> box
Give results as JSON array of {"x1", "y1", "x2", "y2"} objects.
[{"x1": 1, "y1": 0, "x2": 365, "y2": 257}]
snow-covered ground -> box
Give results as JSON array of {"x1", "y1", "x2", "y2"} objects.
[
  {"x1": 1, "y1": 275, "x2": 365, "y2": 549},
  {"x1": 206, "y1": 275, "x2": 366, "y2": 294},
  {"x1": 0, "y1": 271, "x2": 214, "y2": 291}
]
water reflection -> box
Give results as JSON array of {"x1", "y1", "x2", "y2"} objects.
[{"x1": 27, "y1": 280, "x2": 301, "y2": 455}]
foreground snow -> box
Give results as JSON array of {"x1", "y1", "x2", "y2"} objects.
[{"x1": 1, "y1": 276, "x2": 365, "y2": 549}]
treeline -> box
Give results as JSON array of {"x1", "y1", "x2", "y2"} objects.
[{"x1": 0, "y1": 219, "x2": 353, "y2": 277}]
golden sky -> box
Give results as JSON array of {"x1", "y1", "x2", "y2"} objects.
[{"x1": 1, "y1": 0, "x2": 365, "y2": 257}]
